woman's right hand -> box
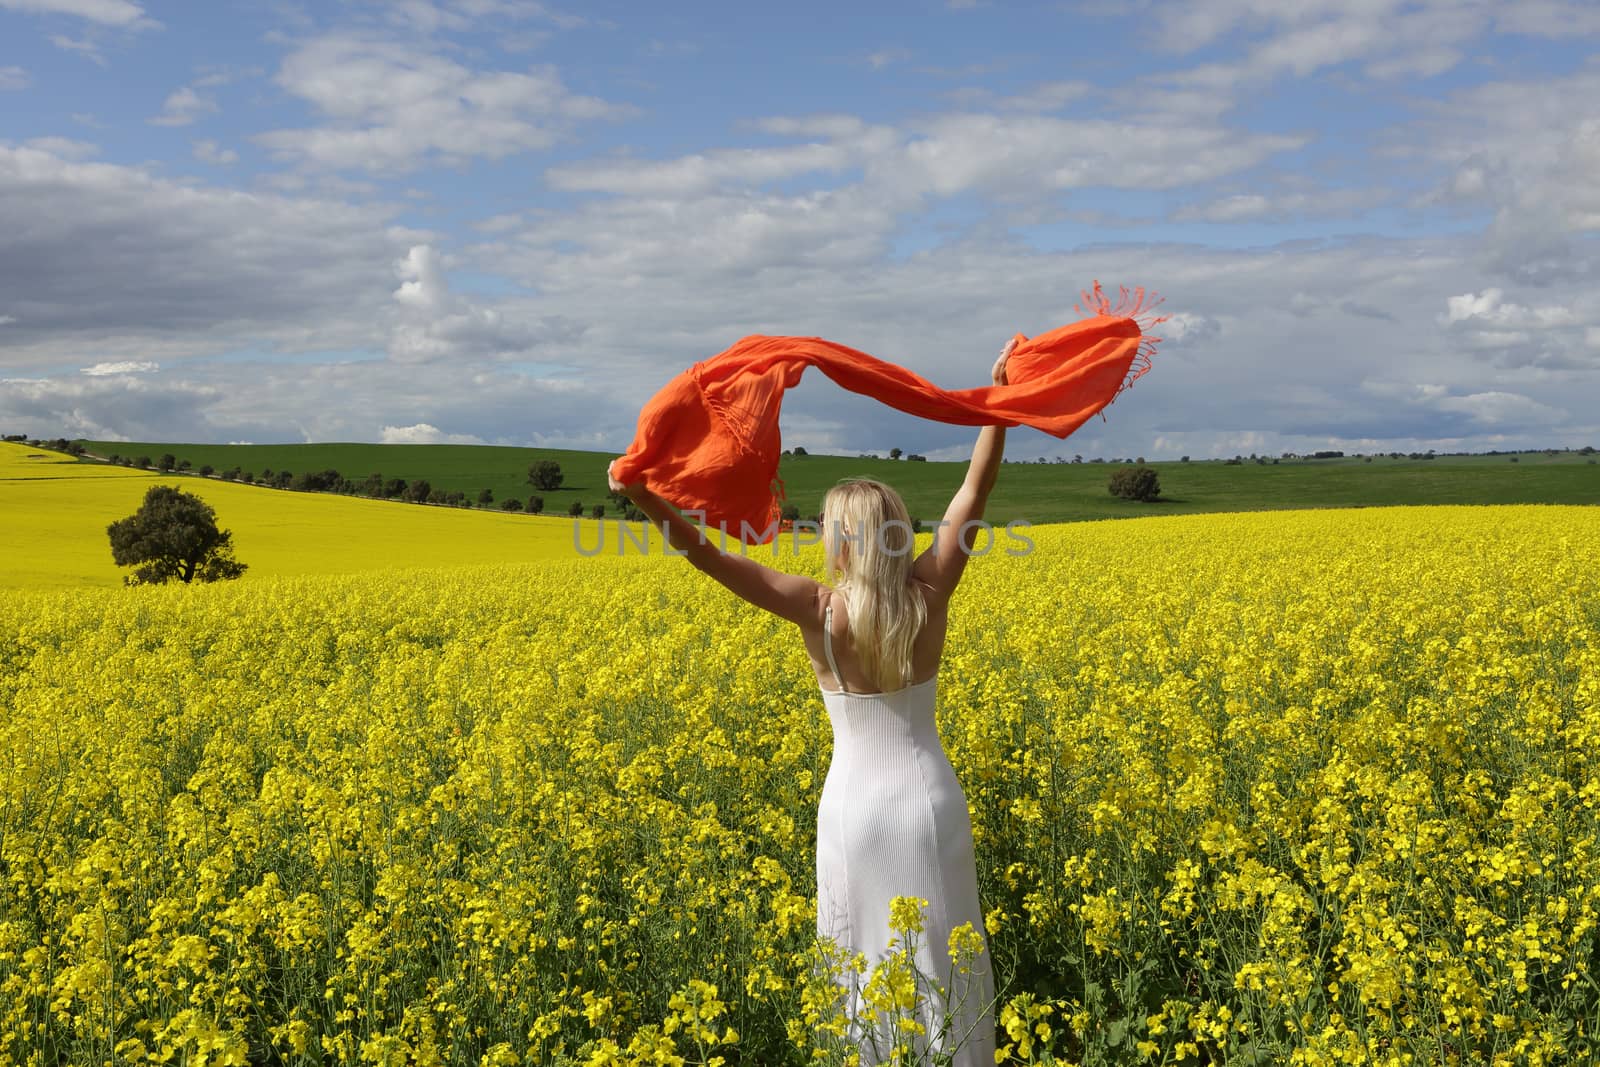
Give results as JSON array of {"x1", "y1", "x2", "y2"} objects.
[{"x1": 992, "y1": 337, "x2": 1017, "y2": 386}]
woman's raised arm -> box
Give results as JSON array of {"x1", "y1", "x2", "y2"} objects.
[
  {"x1": 912, "y1": 339, "x2": 1013, "y2": 601},
  {"x1": 609, "y1": 463, "x2": 824, "y2": 626}
]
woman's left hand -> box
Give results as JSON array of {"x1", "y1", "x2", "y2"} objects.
[{"x1": 607, "y1": 460, "x2": 636, "y2": 495}]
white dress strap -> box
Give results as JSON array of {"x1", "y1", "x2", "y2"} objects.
[{"x1": 823, "y1": 605, "x2": 847, "y2": 693}]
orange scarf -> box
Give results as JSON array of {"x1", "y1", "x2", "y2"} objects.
[{"x1": 612, "y1": 282, "x2": 1165, "y2": 544}]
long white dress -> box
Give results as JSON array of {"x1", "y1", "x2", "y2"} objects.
[{"x1": 815, "y1": 604, "x2": 997, "y2": 1065}]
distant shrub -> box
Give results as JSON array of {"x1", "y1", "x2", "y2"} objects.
[
  {"x1": 1109, "y1": 465, "x2": 1161, "y2": 503},
  {"x1": 529, "y1": 461, "x2": 564, "y2": 492},
  {"x1": 528, "y1": 496, "x2": 544, "y2": 514},
  {"x1": 478, "y1": 488, "x2": 494, "y2": 505},
  {"x1": 568, "y1": 500, "x2": 584, "y2": 517},
  {"x1": 591, "y1": 504, "x2": 604, "y2": 519},
  {"x1": 501, "y1": 498, "x2": 523, "y2": 511}
]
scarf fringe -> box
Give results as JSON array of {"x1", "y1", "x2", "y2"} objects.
[{"x1": 1074, "y1": 279, "x2": 1168, "y2": 422}]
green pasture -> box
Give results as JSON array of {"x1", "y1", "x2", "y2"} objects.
[{"x1": 76, "y1": 440, "x2": 1599, "y2": 527}]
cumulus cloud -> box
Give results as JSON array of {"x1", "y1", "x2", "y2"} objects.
[
  {"x1": 148, "y1": 86, "x2": 218, "y2": 127},
  {"x1": 22, "y1": 136, "x2": 97, "y2": 159},
  {"x1": 256, "y1": 34, "x2": 635, "y2": 173},
  {"x1": 0, "y1": 373, "x2": 226, "y2": 442},
  {"x1": 81, "y1": 360, "x2": 158, "y2": 375},
  {"x1": 1442, "y1": 288, "x2": 1577, "y2": 329},
  {"x1": 1433, "y1": 390, "x2": 1565, "y2": 429},
  {"x1": 0, "y1": 66, "x2": 28, "y2": 90},
  {"x1": 0, "y1": 0, "x2": 146, "y2": 26},
  {"x1": 0, "y1": 141, "x2": 413, "y2": 365},
  {"x1": 1156, "y1": 311, "x2": 1220, "y2": 346},
  {"x1": 379, "y1": 422, "x2": 487, "y2": 445},
  {"x1": 191, "y1": 139, "x2": 238, "y2": 165},
  {"x1": 388, "y1": 243, "x2": 582, "y2": 364},
  {"x1": 1173, "y1": 187, "x2": 1384, "y2": 223},
  {"x1": 1401, "y1": 71, "x2": 1600, "y2": 285},
  {"x1": 864, "y1": 47, "x2": 910, "y2": 70},
  {"x1": 47, "y1": 33, "x2": 105, "y2": 64}
]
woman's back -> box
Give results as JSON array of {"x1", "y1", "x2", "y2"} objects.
[{"x1": 811, "y1": 576, "x2": 948, "y2": 694}]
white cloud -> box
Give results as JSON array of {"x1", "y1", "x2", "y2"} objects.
[
  {"x1": 1434, "y1": 391, "x2": 1565, "y2": 428},
  {"x1": 379, "y1": 422, "x2": 487, "y2": 445},
  {"x1": 0, "y1": 66, "x2": 28, "y2": 90},
  {"x1": 191, "y1": 139, "x2": 238, "y2": 165},
  {"x1": 1156, "y1": 311, "x2": 1220, "y2": 346},
  {"x1": 1441, "y1": 289, "x2": 1578, "y2": 329},
  {"x1": 0, "y1": 142, "x2": 415, "y2": 366},
  {"x1": 943, "y1": 80, "x2": 1091, "y2": 113},
  {"x1": 48, "y1": 34, "x2": 105, "y2": 65},
  {"x1": 0, "y1": 373, "x2": 223, "y2": 441},
  {"x1": 148, "y1": 86, "x2": 218, "y2": 127},
  {"x1": 888, "y1": 114, "x2": 1304, "y2": 198},
  {"x1": 388, "y1": 243, "x2": 579, "y2": 364},
  {"x1": 548, "y1": 140, "x2": 863, "y2": 197},
  {"x1": 0, "y1": 316, "x2": 15, "y2": 326},
  {"x1": 0, "y1": 0, "x2": 145, "y2": 26},
  {"x1": 393, "y1": 244, "x2": 449, "y2": 313},
  {"x1": 865, "y1": 47, "x2": 910, "y2": 70},
  {"x1": 23, "y1": 136, "x2": 97, "y2": 159},
  {"x1": 81, "y1": 360, "x2": 158, "y2": 375},
  {"x1": 1390, "y1": 71, "x2": 1600, "y2": 288},
  {"x1": 551, "y1": 110, "x2": 1301, "y2": 212},
  {"x1": 256, "y1": 34, "x2": 635, "y2": 173},
  {"x1": 1173, "y1": 187, "x2": 1383, "y2": 223}
]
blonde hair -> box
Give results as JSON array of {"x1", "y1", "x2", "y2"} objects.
[{"x1": 821, "y1": 478, "x2": 927, "y2": 692}]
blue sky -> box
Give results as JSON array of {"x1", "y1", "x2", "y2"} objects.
[{"x1": 2, "y1": 0, "x2": 1598, "y2": 460}]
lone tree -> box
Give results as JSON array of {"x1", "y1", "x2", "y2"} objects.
[
  {"x1": 528, "y1": 461, "x2": 564, "y2": 491},
  {"x1": 1108, "y1": 464, "x2": 1161, "y2": 503},
  {"x1": 107, "y1": 485, "x2": 247, "y2": 585}
]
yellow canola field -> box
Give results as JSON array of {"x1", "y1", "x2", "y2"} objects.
[
  {"x1": 2, "y1": 504, "x2": 1599, "y2": 1066},
  {"x1": 0, "y1": 443, "x2": 588, "y2": 589}
]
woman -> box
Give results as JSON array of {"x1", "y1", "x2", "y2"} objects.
[{"x1": 607, "y1": 339, "x2": 1013, "y2": 1065}]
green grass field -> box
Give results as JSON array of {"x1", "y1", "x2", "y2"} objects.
[{"x1": 78, "y1": 439, "x2": 1600, "y2": 527}]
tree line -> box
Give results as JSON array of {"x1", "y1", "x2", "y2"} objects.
[{"x1": 74, "y1": 453, "x2": 642, "y2": 518}]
